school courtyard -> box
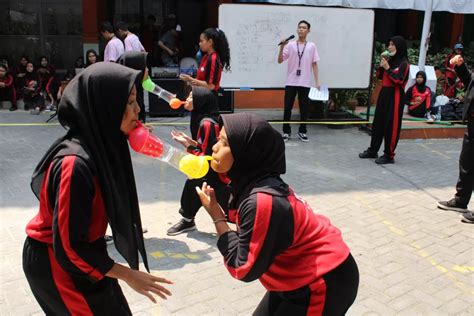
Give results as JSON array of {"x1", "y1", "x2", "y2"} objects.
[{"x1": 0, "y1": 109, "x2": 473, "y2": 315}]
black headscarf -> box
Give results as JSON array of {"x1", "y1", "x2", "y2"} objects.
[
  {"x1": 117, "y1": 51, "x2": 148, "y2": 82},
  {"x1": 85, "y1": 49, "x2": 99, "y2": 67},
  {"x1": 30, "y1": 62, "x2": 149, "y2": 271},
  {"x1": 415, "y1": 70, "x2": 427, "y2": 93},
  {"x1": 190, "y1": 87, "x2": 220, "y2": 139},
  {"x1": 220, "y1": 113, "x2": 286, "y2": 206},
  {"x1": 388, "y1": 36, "x2": 408, "y2": 68}
]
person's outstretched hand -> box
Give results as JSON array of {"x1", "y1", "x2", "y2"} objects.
[
  {"x1": 125, "y1": 269, "x2": 173, "y2": 303},
  {"x1": 196, "y1": 182, "x2": 218, "y2": 212},
  {"x1": 171, "y1": 130, "x2": 196, "y2": 148}
]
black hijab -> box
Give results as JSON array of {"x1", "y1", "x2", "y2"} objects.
[
  {"x1": 30, "y1": 62, "x2": 149, "y2": 271},
  {"x1": 415, "y1": 70, "x2": 427, "y2": 93},
  {"x1": 388, "y1": 36, "x2": 408, "y2": 68},
  {"x1": 117, "y1": 51, "x2": 148, "y2": 82},
  {"x1": 190, "y1": 87, "x2": 220, "y2": 139},
  {"x1": 220, "y1": 113, "x2": 286, "y2": 206}
]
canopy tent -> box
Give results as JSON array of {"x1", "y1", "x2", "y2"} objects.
[{"x1": 237, "y1": 0, "x2": 474, "y2": 14}]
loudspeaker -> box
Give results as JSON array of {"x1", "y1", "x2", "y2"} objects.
[
  {"x1": 216, "y1": 89, "x2": 234, "y2": 113},
  {"x1": 149, "y1": 79, "x2": 186, "y2": 117}
]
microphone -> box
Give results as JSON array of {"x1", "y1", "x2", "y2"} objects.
[{"x1": 278, "y1": 35, "x2": 295, "y2": 46}]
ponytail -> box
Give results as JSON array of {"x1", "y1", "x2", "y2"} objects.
[{"x1": 202, "y1": 28, "x2": 231, "y2": 72}]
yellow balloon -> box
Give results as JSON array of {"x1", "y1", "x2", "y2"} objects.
[{"x1": 179, "y1": 155, "x2": 212, "y2": 179}]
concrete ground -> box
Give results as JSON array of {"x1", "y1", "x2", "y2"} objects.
[{"x1": 1, "y1": 108, "x2": 473, "y2": 315}]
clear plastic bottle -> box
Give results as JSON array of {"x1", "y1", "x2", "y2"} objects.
[
  {"x1": 142, "y1": 77, "x2": 185, "y2": 109},
  {"x1": 128, "y1": 122, "x2": 211, "y2": 179}
]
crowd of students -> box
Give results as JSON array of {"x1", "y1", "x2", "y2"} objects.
[{"x1": 0, "y1": 52, "x2": 100, "y2": 114}]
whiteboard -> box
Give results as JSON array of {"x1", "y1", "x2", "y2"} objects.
[{"x1": 219, "y1": 4, "x2": 374, "y2": 89}]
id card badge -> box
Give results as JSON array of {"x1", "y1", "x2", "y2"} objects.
[{"x1": 296, "y1": 69, "x2": 301, "y2": 76}]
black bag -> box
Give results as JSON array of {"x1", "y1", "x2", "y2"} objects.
[{"x1": 440, "y1": 99, "x2": 464, "y2": 121}]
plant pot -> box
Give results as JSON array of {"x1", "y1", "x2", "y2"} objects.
[{"x1": 346, "y1": 100, "x2": 358, "y2": 111}]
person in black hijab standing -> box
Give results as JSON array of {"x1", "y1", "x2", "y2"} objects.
[
  {"x1": 117, "y1": 51, "x2": 148, "y2": 123},
  {"x1": 166, "y1": 87, "x2": 230, "y2": 235},
  {"x1": 23, "y1": 62, "x2": 172, "y2": 315},
  {"x1": 360, "y1": 36, "x2": 409, "y2": 164},
  {"x1": 196, "y1": 113, "x2": 359, "y2": 315}
]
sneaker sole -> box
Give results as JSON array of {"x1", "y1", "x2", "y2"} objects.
[
  {"x1": 166, "y1": 226, "x2": 196, "y2": 236},
  {"x1": 437, "y1": 202, "x2": 467, "y2": 213},
  {"x1": 299, "y1": 138, "x2": 309, "y2": 142},
  {"x1": 460, "y1": 214, "x2": 474, "y2": 224}
]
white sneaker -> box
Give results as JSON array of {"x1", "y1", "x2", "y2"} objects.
[
  {"x1": 282, "y1": 133, "x2": 290, "y2": 142},
  {"x1": 298, "y1": 132, "x2": 309, "y2": 142}
]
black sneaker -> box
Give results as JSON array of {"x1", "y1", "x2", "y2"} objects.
[
  {"x1": 104, "y1": 235, "x2": 114, "y2": 244},
  {"x1": 460, "y1": 211, "x2": 474, "y2": 224},
  {"x1": 298, "y1": 132, "x2": 309, "y2": 142},
  {"x1": 167, "y1": 218, "x2": 196, "y2": 236},
  {"x1": 437, "y1": 199, "x2": 468, "y2": 213},
  {"x1": 375, "y1": 155, "x2": 394, "y2": 164},
  {"x1": 9, "y1": 106, "x2": 17, "y2": 111},
  {"x1": 359, "y1": 149, "x2": 378, "y2": 159},
  {"x1": 282, "y1": 133, "x2": 290, "y2": 142}
]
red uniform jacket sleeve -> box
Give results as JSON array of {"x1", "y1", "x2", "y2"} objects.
[
  {"x1": 49, "y1": 156, "x2": 114, "y2": 282},
  {"x1": 217, "y1": 193, "x2": 293, "y2": 282}
]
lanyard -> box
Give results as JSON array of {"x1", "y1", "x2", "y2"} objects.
[{"x1": 296, "y1": 41, "x2": 307, "y2": 69}]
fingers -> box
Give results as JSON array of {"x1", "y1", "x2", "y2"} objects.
[{"x1": 140, "y1": 289, "x2": 157, "y2": 303}]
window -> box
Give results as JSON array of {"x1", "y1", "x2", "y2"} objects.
[{"x1": 0, "y1": 0, "x2": 82, "y2": 69}]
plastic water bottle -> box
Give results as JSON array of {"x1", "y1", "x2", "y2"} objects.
[
  {"x1": 142, "y1": 77, "x2": 185, "y2": 109},
  {"x1": 128, "y1": 122, "x2": 211, "y2": 179}
]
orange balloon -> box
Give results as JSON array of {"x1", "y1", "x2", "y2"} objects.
[{"x1": 170, "y1": 98, "x2": 184, "y2": 109}]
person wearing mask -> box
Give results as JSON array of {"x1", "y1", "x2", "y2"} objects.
[
  {"x1": 437, "y1": 55, "x2": 474, "y2": 223},
  {"x1": 101, "y1": 21, "x2": 125, "y2": 62},
  {"x1": 278, "y1": 20, "x2": 321, "y2": 143},
  {"x1": 179, "y1": 28, "x2": 231, "y2": 93},
  {"x1": 166, "y1": 87, "x2": 230, "y2": 235},
  {"x1": 23, "y1": 63, "x2": 172, "y2": 315},
  {"x1": 196, "y1": 113, "x2": 359, "y2": 315},
  {"x1": 359, "y1": 36, "x2": 409, "y2": 164},
  {"x1": 116, "y1": 21, "x2": 145, "y2": 53}
]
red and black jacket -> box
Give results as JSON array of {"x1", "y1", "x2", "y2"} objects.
[
  {"x1": 187, "y1": 117, "x2": 230, "y2": 185},
  {"x1": 26, "y1": 155, "x2": 114, "y2": 282},
  {"x1": 196, "y1": 52, "x2": 222, "y2": 91},
  {"x1": 217, "y1": 177, "x2": 350, "y2": 291},
  {"x1": 405, "y1": 85, "x2": 432, "y2": 111}
]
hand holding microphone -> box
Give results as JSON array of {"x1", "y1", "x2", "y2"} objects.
[{"x1": 278, "y1": 35, "x2": 295, "y2": 46}]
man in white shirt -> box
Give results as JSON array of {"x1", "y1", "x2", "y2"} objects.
[
  {"x1": 100, "y1": 21, "x2": 124, "y2": 62},
  {"x1": 115, "y1": 21, "x2": 146, "y2": 52}
]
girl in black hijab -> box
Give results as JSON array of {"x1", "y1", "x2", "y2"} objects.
[
  {"x1": 405, "y1": 70, "x2": 436, "y2": 119},
  {"x1": 360, "y1": 35, "x2": 409, "y2": 164},
  {"x1": 23, "y1": 62, "x2": 172, "y2": 315},
  {"x1": 167, "y1": 87, "x2": 230, "y2": 235},
  {"x1": 117, "y1": 51, "x2": 148, "y2": 123},
  {"x1": 196, "y1": 113, "x2": 359, "y2": 315}
]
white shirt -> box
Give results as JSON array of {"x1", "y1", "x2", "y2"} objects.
[
  {"x1": 104, "y1": 36, "x2": 124, "y2": 62},
  {"x1": 124, "y1": 33, "x2": 145, "y2": 52}
]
